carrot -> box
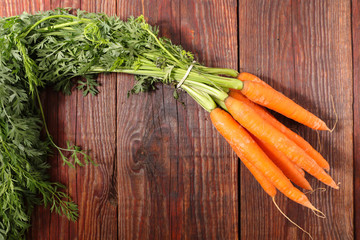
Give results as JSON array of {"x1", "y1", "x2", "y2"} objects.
[
  {"x1": 210, "y1": 108, "x2": 316, "y2": 209},
  {"x1": 237, "y1": 73, "x2": 329, "y2": 131},
  {"x1": 293, "y1": 164, "x2": 305, "y2": 177},
  {"x1": 229, "y1": 89, "x2": 330, "y2": 170},
  {"x1": 237, "y1": 72, "x2": 268, "y2": 86},
  {"x1": 225, "y1": 96, "x2": 338, "y2": 189},
  {"x1": 251, "y1": 134, "x2": 312, "y2": 190},
  {"x1": 236, "y1": 153, "x2": 277, "y2": 197}
]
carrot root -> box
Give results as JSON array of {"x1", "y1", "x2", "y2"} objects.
[
  {"x1": 304, "y1": 187, "x2": 326, "y2": 195},
  {"x1": 328, "y1": 95, "x2": 338, "y2": 132},
  {"x1": 272, "y1": 197, "x2": 313, "y2": 240},
  {"x1": 311, "y1": 208, "x2": 326, "y2": 219}
]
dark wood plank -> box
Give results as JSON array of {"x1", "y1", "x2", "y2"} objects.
[
  {"x1": 352, "y1": 0, "x2": 360, "y2": 239},
  {"x1": 2, "y1": 0, "x2": 50, "y2": 16},
  {"x1": 45, "y1": 1, "x2": 81, "y2": 240},
  {"x1": 116, "y1": 0, "x2": 239, "y2": 239},
  {"x1": 29, "y1": 90, "x2": 54, "y2": 240},
  {"x1": 73, "y1": 75, "x2": 118, "y2": 240},
  {"x1": 51, "y1": 0, "x2": 81, "y2": 9},
  {"x1": 54, "y1": 1, "x2": 82, "y2": 239},
  {"x1": 239, "y1": 1, "x2": 296, "y2": 238},
  {"x1": 240, "y1": 0, "x2": 353, "y2": 239},
  {"x1": 179, "y1": 0, "x2": 238, "y2": 239},
  {"x1": 70, "y1": 1, "x2": 118, "y2": 239},
  {"x1": 291, "y1": 1, "x2": 353, "y2": 239},
  {"x1": 116, "y1": 1, "x2": 179, "y2": 239},
  {"x1": 45, "y1": 1, "x2": 81, "y2": 239},
  {"x1": 27, "y1": 1, "x2": 81, "y2": 240}
]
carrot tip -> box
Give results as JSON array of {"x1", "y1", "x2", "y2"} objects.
[
  {"x1": 302, "y1": 182, "x2": 313, "y2": 191},
  {"x1": 302, "y1": 200, "x2": 316, "y2": 210},
  {"x1": 326, "y1": 179, "x2": 339, "y2": 189},
  {"x1": 333, "y1": 182, "x2": 341, "y2": 190}
]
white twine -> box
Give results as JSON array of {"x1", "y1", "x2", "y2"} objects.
[{"x1": 176, "y1": 61, "x2": 196, "y2": 89}]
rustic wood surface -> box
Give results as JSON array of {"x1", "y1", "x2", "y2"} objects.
[{"x1": 0, "y1": 0, "x2": 356, "y2": 239}]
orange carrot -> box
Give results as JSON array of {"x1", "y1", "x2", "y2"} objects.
[
  {"x1": 210, "y1": 108, "x2": 316, "y2": 209},
  {"x1": 252, "y1": 135, "x2": 312, "y2": 190},
  {"x1": 237, "y1": 73, "x2": 329, "y2": 131},
  {"x1": 293, "y1": 164, "x2": 305, "y2": 177},
  {"x1": 236, "y1": 153, "x2": 277, "y2": 197},
  {"x1": 225, "y1": 96, "x2": 338, "y2": 189},
  {"x1": 229, "y1": 89, "x2": 330, "y2": 170},
  {"x1": 237, "y1": 72, "x2": 268, "y2": 86}
]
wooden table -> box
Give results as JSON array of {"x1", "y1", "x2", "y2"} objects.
[{"x1": 1, "y1": 0, "x2": 357, "y2": 239}]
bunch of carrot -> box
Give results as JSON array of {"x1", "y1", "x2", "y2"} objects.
[
  {"x1": 190, "y1": 72, "x2": 337, "y2": 213},
  {"x1": 0, "y1": 10, "x2": 335, "y2": 238}
]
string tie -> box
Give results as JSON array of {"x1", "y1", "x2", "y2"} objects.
[{"x1": 176, "y1": 61, "x2": 196, "y2": 89}]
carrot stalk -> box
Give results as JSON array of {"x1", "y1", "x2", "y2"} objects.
[
  {"x1": 225, "y1": 96, "x2": 338, "y2": 189},
  {"x1": 210, "y1": 108, "x2": 316, "y2": 209},
  {"x1": 237, "y1": 73, "x2": 329, "y2": 131},
  {"x1": 229, "y1": 89, "x2": 330, "y2": 170}
]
